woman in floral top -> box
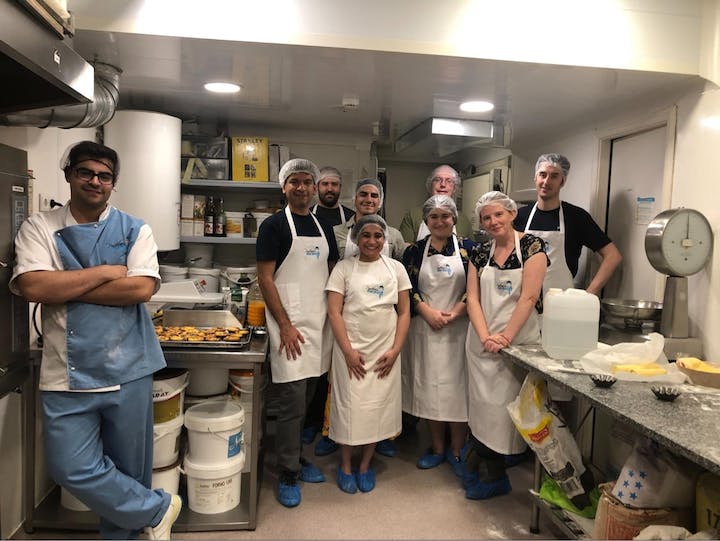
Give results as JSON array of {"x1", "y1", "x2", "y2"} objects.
[{"x1": 401, "y1": 195, "x2": 476, "y2": 475}]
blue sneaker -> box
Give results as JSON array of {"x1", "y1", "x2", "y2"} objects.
[
  {"x1": 277, "y1": 471, "x2": 301, "y2": 507},
  {"x1": 356, "y1": 468, "x2": 376, "y2": 493},
  {"x1": 375, "y1": 439, "x2": 397, "y2": 457},
  {"x1": 336, "y1": 466, "x2": 357, "y2": 494},
  {"x1": 445, "y1": 448, "x2": 464, "y2": 477},
  {"x1": 299, "y1": 459, "x2": 325, "y2": 483},
  {"x1": 417, "y1": 449, "x2": 445, "y2": 469},
  {"x1": 314, "y1": 436, "x2": 339, "y2": 456},
  {"x1": 301, "y1": 426, "x2": 318, "y2": 445},
  {"x1": 465, "y1": 475, "x2": 512, "y2": 500}
]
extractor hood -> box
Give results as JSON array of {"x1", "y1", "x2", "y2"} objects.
[
  {"x1": 0, "y1": 1, "x2": 94, "y2": 114},
  {"x1": 393, "y1": 118, "x2": 504, "y2": 159}
]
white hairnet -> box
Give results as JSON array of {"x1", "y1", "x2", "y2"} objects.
[
  {"x1": 350, "y1": 214, "x2": 387, "y2": 243},
  {"x1": 535, "y1": 153, "x2": 571, "y2": 179},
  {"x1": 279, "y1": 158, "x2": 321, "y2": 187},
  {"x1": 422, "y1": 194, "x2": 457, "y2": 222},
  {"x1": 475, "y1": 190, "x2": 517, "y2": 219},
  {"x1": 318, "y1": 166, "x2": 342, "y2": 183},
  {"x1": 355, "y1": 178, "x2": 384, "y2": 208},
  {"x1": 425, "y1": 164, "x2": 461, "y2": 194}
]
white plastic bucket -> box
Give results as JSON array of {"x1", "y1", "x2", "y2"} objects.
[
  {"x1": 153, "y1": 414, "x2": 184, "y2": 469},
  {"x1": 228, "y1": 392, "x2": 254, "y2": 473},
  {"x1": 184, "y1": 452, "x2": 245, "y2": 514},
  {"x1": 152, "y1": 368, "x2": 189, "y2": 424},
  {"x1": 159, "y1": 265, "x2": 188, "y2": 283},
  {"x1": 152, "y1": 459, "x2": 181, "y2": 495},
  {"x1": 542, "y1": 288, "x2": 600, "y2": 360},
  {"x1": 184, "y1": 393, "x2": 229, "y2": 411},
  {"x1": 188, "y1": 267, "x2": 221, "y2": 293},
  {"x1": 185, "y1": 244, "x2": 214, "y2": 268},
  {"x1": 61, "y1": 487, "x2": 90, "y2": 512},
  {"x1": 184, "y1": 401, "x2": 245, "y2": 463},
  {"x1": 187, "y1": 367, "x2": 229, "y2": 397}
]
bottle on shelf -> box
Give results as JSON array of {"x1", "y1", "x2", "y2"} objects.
[
  {"x1": 243, "y1": 210, "x2": 257, "y2": 239},
  {"x1": 214, "y1": 197, "x2": 227, "y2": 237},
  {"x1": 204, "y1": 195, "x2": 215, "y2": 237},
  {"x1": 246, "y1": 282, "x2": 266, "y2": 327}
]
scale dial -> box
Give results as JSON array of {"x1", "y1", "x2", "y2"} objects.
[{"x1": 645, "y1": 208, "x2": 713, "y2": 277}]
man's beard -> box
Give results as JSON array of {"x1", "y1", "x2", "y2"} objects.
[{"x1": 319, "y1": 191, "x2": 339, "y2": 207}]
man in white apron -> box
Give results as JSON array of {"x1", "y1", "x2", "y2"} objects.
[
  {"x1": 514, "y1": 153, "x2": 621, "y2": 297},
  {"x1": 398, "y1": 165, "x2": 473, "y2": 243},
  {"x1": 465, "y1": 191, "x2": 547, "y2": 500},
  {"x1": 256, "y1": 159, "x2": 340, "y2": 508}
]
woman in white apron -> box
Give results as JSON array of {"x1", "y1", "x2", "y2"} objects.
[
  {"x1": 401, "y1": 195, "x2": 474, "y2": 474},
  {"x1": 326, "y1": 215, "x2": 411, "y2": 494},
  {"x1": 464, "y1": 191, "x2": 548, "y2": 500}
]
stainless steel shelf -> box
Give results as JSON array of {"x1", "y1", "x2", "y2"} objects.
[
  {"x1": 182, "y1": 180, "x2": 281, "y2": 190},
  {"x1": 529, "y1": 490, "x2": 593, "y2": 539},
  {"x1": 180, "y1": 236, "x2": 256, "y2": 244}
]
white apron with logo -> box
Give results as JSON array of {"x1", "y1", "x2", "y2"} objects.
[
  {"x1": 466, "y1": 231, "x2": 540, "y2": 454},
  {"x1": 266, "y1": 206, "x2": 332, "y2": 383},
  {"x1": 312, "y1": 203, "x2": 349, "y2": 225},
  {"x1": 402, "y1": 235, "x2": 468, "y2": 421},
  {"x1": 329, "y1": 255, "x2": 402, "y2": 445}
]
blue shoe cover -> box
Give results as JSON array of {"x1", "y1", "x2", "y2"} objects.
[
  {"x1": 445, "y1": 448, "x2": 465, "y2": 477},
  {"x1": 462, "y1": 470, "x2": 479, "y2": 490},
  {"x1": 336, "y1": 466, "x2": 357, "y2": 494},
  {"x1": 465, "y1": 475, "x2": 512, "y2": 500},
  {"x1": 417, "y1": 449, "x2": 445, "y2": 469},
  {"x1": 299, "y1": 461, "x2": 325, "y2": 483},
  {"x1": 277, "y1": 480, "x2": 301, "y2": 507},
  {"x1": 375, "y1": 439, "x2": 397, "y2": 457},
  {"x1": 356, "y1": 468, "x2": 376, "y2": 493},
  {"x1": 314, "y1": 436, "x2": 339, "y2": 456},
  {"x1": 301, "y1": 426, "x2": 317, "y2": 445}
]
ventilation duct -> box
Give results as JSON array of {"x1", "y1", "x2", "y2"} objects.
[
  {"x1": 0, "y1": 62, "x2": 121, "y2": 128},
  {"x1": 393, "y1": 118, "x2": 504, "y2": 159}
]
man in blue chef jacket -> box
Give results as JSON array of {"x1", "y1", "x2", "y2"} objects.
[{"x1": 10, "y1": 141, "x2": 181, "y2": 540}]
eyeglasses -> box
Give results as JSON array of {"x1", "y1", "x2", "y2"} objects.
[{"x1": 74, "y1": 167, "x2": 115, "y2": 184}]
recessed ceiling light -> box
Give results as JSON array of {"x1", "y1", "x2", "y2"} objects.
[
  {"x1": 204, "y1": 82, "x2": 241, "y2": 94},
  {"x1": 460, "y1": 100, "x2": 494, "y2": 113}
]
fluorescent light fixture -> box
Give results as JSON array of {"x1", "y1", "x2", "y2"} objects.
[
  {"x1": 204, "y1": 82, "x2": 241, "y2": 93},
  {"x1": 460, "y1": 100, "x2": 494, "y2": 113},
  {"x1": 701, "y1": 116, "x2": 720, "y2": 130}
]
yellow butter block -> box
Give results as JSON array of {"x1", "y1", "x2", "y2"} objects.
[
  {"x1": 611, "y1": 362, "x2": 667, "y2": 376},
  {"x1": 678, "y1": 357, "x2": 720, "y2": 374}
]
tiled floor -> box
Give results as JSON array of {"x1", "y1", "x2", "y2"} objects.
[{"x1": 14, "y1": 423, "x2": 559, "y2": 540}]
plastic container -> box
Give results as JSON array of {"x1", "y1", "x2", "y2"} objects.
[
  {"x1": 188, "y1": 267, "x2": 221, "y2": 293},
  {"x1": 187, "y1": 367, "x2": 229, "y2": 397},
  {"x1": 152, "y1": 459, "x2": 182, "y2": 495},
  {"x1": 184, "y1": 400, "x2": 245, "y2": 463},
  {"x1": 246, "y1": 283, "x2": 266, "y2": 327},
  {"x1": 153, "y1": 414, "x2": 184, "y2": 469},
  {"x1": 215, "y1": 265, "x2": 256, "y2": 289},
  {"x1": 152, "y1": 368, "x2": 189, "y2": 424},
  {"x1": 184, "y1": 452, "x2": 245, "y2": 514},
  {"x1": 159, "y1": 265, "x2": 188, "y2": 283},
  {"x1": 542, "y1": 288, "x2": 600, "y2": 360},
  {"x1": 184, "y1": 393, "x2": 229, "y2": 411}
]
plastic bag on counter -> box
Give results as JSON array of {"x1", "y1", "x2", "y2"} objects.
[
  {"x1": 611, "y1": 437, "x2": 700, "y2": 509},
  {"x1": 507, "y1": 373, "x2": 595, "y2": 508},
  {"x1": 580, "y1": 333, "x2": 687, "y2": 384}
]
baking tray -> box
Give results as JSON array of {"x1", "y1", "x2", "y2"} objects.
[{"x1": 157, "y1": 309, "x2": 252, "y2": 349}]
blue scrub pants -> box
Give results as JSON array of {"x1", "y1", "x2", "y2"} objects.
[{"x1": 41, "y1": 375, "x2": 170, "y2": 539}]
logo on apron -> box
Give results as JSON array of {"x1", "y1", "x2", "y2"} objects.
[
  {"x1": 496, "y1": 279, "x2": 513, "y2": 295},
  {"x1": 436, "y1": 263, "x2": 453, "y2": 277},
  {"x1": 366, "y1": 284, "x2": 385, "y2": 298},
  {"x1": 305, "y1": 246, "x2": 321, "y2": 259}
]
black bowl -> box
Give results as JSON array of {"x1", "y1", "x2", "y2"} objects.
[
  {"x1": 590, "y1": 374, "x2": 617, "y2": 388},
  {"x1": 651, "y1": 385, "x2": 681, "y2": 402}
]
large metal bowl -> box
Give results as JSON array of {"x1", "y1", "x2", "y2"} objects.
[{"x1": 601, "y1": 298, "x2": 663, "y2": 328}]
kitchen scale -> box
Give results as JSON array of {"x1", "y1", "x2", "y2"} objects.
[{"x1": 645, "y1": 207, "x2": 713, "y2": 360}]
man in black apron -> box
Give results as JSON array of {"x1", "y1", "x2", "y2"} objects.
[{"x1": 513, "y1": 153, "x2": 621, "y2": 296}]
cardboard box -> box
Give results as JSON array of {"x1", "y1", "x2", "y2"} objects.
[
  {"x1": 193, "y1": 196, "x2": 206, "y2": 220},
  {"x1": 193, "y1": 220, "x2": 205, "y2": 237},
  {"x1": 268, "y1": 144, "x2": 280, "y2": 183},
  {"x1": 181, "y1": 194, "x2": 195, "y2": 219},
  {"x1": 278, "y1": 145, "x2": 290, "y2": 169},
  {"x1": 180, "y1": 218, "x2": 194, "y2": 237},
  {"x1": 181, "y1": 158, "x2": 229, "y2": 180},
  {"x1": 181, "y1": 136, "x2": 229, "y2": 158},
  {"x1": 232, "y1": 137, "x2": 269, "y2": 181}
]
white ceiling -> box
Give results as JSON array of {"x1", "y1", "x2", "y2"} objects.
[{"x1": 73, "y1": 30, "x2": 705, "y2": 157}]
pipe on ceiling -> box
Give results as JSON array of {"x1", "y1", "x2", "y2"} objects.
[{"x1": 0, "y1": 62, "x2": 121, "y2": 128}]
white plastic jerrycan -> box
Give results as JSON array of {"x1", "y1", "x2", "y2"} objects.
[{"x1": 542, "y1": 288, "x2": 600, "y2": 360}]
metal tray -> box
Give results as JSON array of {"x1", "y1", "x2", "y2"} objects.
[{"x1": 157, "y1": 309, "x2": 252, "y2": 349}]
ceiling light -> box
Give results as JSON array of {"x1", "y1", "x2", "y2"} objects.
[
  {"x1": 459, "y1": 100, "x2": 494, "y2": 113},
  {"x1": 204, "y1": 82, "x2": 241, "y2": 94}
]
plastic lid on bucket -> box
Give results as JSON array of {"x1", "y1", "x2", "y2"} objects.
[
  {"x1": 183, "y1": 451, "x2": 245, "y2": 479},
  {"x1": 184, "y1": 400, "x2": 244, "y2": 433}
]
